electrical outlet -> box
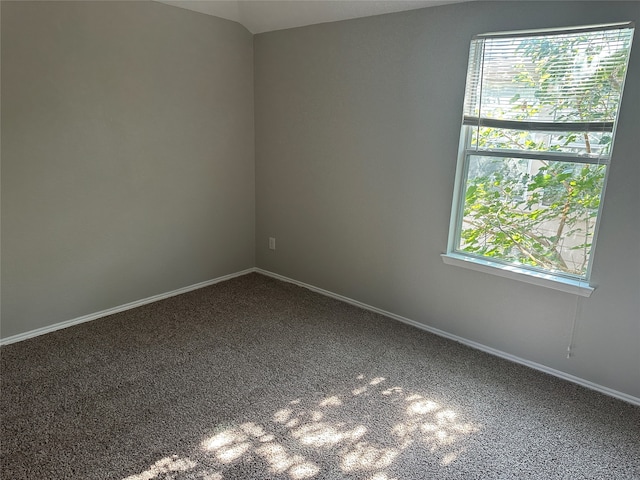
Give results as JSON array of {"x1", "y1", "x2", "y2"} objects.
[{"x1": 269, "y1": 237, "x2": 276, "y2": 250}]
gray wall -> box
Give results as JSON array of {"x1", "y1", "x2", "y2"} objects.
[
  {"x1": 255, "y1": 1, "x2": 640, "y2": 398},
  {"x1": 2, "y1": 0, "x2": 638, "y2": 400},
  {"x1": 1, "y1": 1, "x2": 255, "y2": 338}
]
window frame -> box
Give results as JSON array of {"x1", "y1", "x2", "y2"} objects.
[{"x1": 443, "y1": 23, "x2": 635, "y2": 297}]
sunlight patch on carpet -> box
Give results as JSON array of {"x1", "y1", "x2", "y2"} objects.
[
  {"x1": 122, "y1": 455, "x2": 197, "y2": 480},
  {"x1": 124, "y1": 374, "x2": 480, "y2": 479}
]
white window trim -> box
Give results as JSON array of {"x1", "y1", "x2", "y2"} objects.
[
  {"x1": 445, "y1": 126, "x2": 596, "y2": 297},
  {"x1": 441, "y1": 252, "x2": 594, "y2": 297},
  {"x1": 442, "y1": 23, "x2": 634, "y2": 297}
]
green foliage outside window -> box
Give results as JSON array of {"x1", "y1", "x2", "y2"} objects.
[{"x1": 458, "y1": 27, "x2": 633, "y2": 278}]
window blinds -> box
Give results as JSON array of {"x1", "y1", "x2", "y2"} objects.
[{"x1": 462, "y1": 23, "x2": 634, "y2": 138}]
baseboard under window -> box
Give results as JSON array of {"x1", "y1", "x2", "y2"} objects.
[{"x1": 255, "y1": 268, "x2": 640, "y2": 407}]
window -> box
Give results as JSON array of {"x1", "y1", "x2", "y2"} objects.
[{"x1": 444, "y1": 23, "x2": 634, "y2": 295}]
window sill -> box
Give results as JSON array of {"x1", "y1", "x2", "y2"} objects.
[{"x1": 441, "y1": 253, "x2": 594, "y2": 297}]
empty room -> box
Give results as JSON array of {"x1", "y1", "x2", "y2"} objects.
[{"x1": 1, "y1": 1, "x2": 639, "y2": 478}]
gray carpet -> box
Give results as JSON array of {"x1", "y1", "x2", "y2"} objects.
[{"x1": 1, "y1": 273, "x2": 639, "y2": 480}]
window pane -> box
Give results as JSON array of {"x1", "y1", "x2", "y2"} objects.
[
  {"x1": 468, "y1": 126, "x2": 613, "y2": 156},
  {"x1": 458, "y1": 155, "x2": 606, "y2": 278},
  {"x1": 451, "y1": 24, "x2": 633, "y2": 283}
]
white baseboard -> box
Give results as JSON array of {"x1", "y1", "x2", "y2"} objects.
[
  {"x1": 4, "y1": 266, "x2": 638, "y2": 406},
  {"x1": 255, "y1": 268, "x2": 640, "y2": 407},
  {"x1": 0, "y1": 268, "x2": 256, "y2": 346}
]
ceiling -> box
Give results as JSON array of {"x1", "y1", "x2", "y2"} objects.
[{"x1": 157, "y1": 0, "x2": 469, "y2": 34}]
